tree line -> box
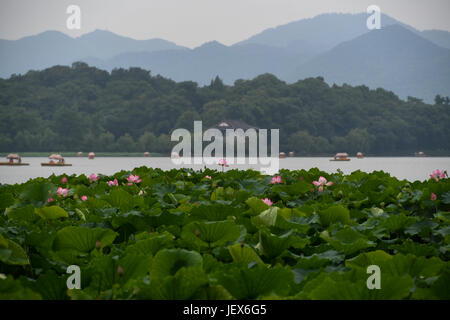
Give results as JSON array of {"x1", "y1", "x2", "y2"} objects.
[{"x1": 0, "y1": 62, "x2": 449, "y2": 156}]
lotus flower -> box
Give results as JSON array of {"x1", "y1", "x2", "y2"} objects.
[
  {"x1": 312, "y1": 176, "x2": 334, "y2": 192},
  {"x1": 56, "y1": 187, "x2": 69, "y2": 197},
  {"x1": 430, "y1": 169, "x2": 447, "y2": 182},
  {"x1": 127, "y1": 174, "x2": 142, "y2": 185},
  {"x1": 205, "y1": 175, "x2": 212, "y2": 180},
  {"x1": 47, "y1": 197, "x2": 54, "y2": 203},
  {"x1": 430, "y1": 192, "x2": 437, "y2": 201},
  {"x1": 81, "y1": 195, "x2": 87, "y2": 201},
  {"x1": 89, "y1": 173, "x2": 98, "y2": 182},
  {"x1": 108, "y1": 179, "x2": 118, "y2": 186},
  {"x1": 61, "y1": 177, "x2": 68, "y2": 184},
  {"x1": 218, "y1": 159, "x2": 229, "y2": 167},
  {"x1": 261, "y1": 198, "x2": 273, "y2": 206},
  {"x1": 270, "y1": 175, "x2": 283, "y2": 184}
]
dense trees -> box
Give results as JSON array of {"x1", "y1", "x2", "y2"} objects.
[{"x1": 0, "y1": 63, "x2": 449, "y2": 155}]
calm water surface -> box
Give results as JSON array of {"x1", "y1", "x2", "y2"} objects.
[{"x1": 0, "y1": 157, "x2": 449, "y2": 184}]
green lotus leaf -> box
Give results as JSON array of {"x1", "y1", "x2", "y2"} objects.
[
  {"x1": 298, "y1": 270, "x2": 414, "y2": 300},
  {"x1": 257, "y1": 229, "x2": 309, "y2": 259},
  {"x1": 320, "y1": 227, "x2": 375, "y2": 256},
  {"x1": 0, "y1": 234, "x2": 30, "y2": 265},
  {"x1": 412, "y1": 267, "x2": 450, "y2": 300},
  {"x1": 216, "y1": 264, "x2": 294, "y2": 299},
  {"x1": 150, "y1": 248, "x2": 202, "y2": 280},
  {"x1": 35, "y1": 206, "x2": 69, "y2": 220},
  {"x1": 139, "y1": 265, "x2": 208, "y2": 299},
  {"x1": 346, "y1": 251, "x2": 445, "y2": 279},
  {"x1": 0, "y1": 275, "x2": 42, "y2": 300},
  {"x1": 182, "y1": 220, "x2": 244, "y2": 248},
  {"x1": 435, "y1": 211, "x2": 450, "y2": 223},
  {"x1": 245, "y1": 197, "x2": 270, "y2": 215},
  {"x1": 104, "y1": 188, "x2": 142, "y2": 212},
  {"x1": 294, "y1": 250, "x2": 345, "y2": 269},
  {"x1": 19, "y1": 181, "x2": 56, "y2": 207},
  {"x1": 389, "y1": 239, "x2": 438, "y2": 257},
  {"x1": 87, "y1": 253, "x2": 152, "y2": 293},
  {"x1": 25, "y1": 270, "x2": 69, "y2": 300},
  {"x1": 125, "y1": 232, "x2": 175, "y2": 256},
  {"x1": 256, "y1": 206, "x2": 279, "y2": 227},
  {"x1": 52, "y1": 226, "x2": 118, "y2": 253},
  {"x1": 318, "y1": 205, "x2": 350, "y2": 227},
  {"x1": 381, "y1": 214, "x2": 417, "y2": 232},
  {"x1": 5, "y1": 205, "x2": 40, "y2": 224},
  {"x1": 0, "y1": 192, "x2": 14, "y2": 211},
  {"x1": 228, "y1": 242, "x2": 264, "y2": 266},
  {"x1": 189, "y1": 203, "x2": 242, "y2": 221}
]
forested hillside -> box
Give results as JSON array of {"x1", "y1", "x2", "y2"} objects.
[{"x1": 0, "y1": 62, "x2": 449, "y2": 155}]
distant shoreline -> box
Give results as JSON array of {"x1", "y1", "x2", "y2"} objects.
[{"x1": 1, "y1": 152, "x2": 449, "y2": 158}]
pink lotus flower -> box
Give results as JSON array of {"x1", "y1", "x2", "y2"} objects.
[
  {"x1": 430, "y1": 169, "x2": 447, "y2": 182},
  {"x1": 312, "y1": 176, "x2": 334, "y2": 193},
  {"x1": 61, "y1": 177, "x2": 68, "y2": 184},
  {"x1": 89, "y1": 173, "x2": 98, "y2": 182},
  {"x1": 108, "y1": 179, "x2": 118, "y2": 186},
  {"x1": 205, "y1": 175, "x2": 212, "y2": 180},
  {"x1": 127, "y1": 174, "x2": 142, "y2": 184},
  {"x1": 299, "y1": 176, "x2": 304, "y2": 181},
  {"x1": 270, "y1": 175, "x2": 283, "y2": 184},
  {"x1": 56, "y1": 187, "x2": 69, "y2": 197},
  {"x1": 218, "y1": 159, "x2": 229, "y2": 167},
  {"x1": 81, "y1": 195, "x2": 88, "y2": 201},
  {"x1": 430, "y1": 192, "x2": 437, "y2": 201},
  {"x1": 261, "y1": 198, "x2": 273, "y2": 206},
  {"x1": 47, "y1": 197, "x2": 54, "y2": 203}
]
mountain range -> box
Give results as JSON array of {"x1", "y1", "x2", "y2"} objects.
[{"x1": 1, "y1": 13, "x2": 449, "y2": 102}]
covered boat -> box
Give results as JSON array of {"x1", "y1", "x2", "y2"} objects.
[
  {"x1": 0, "y1": 154, "x2": 29, "y2": 166},
  {"x1": 330, "y1": 152, "x2": 350, "y2": 161},
  {"x1": 41, "y1": 154, "x2": 72, "y2": 166},
  {"x1": 88, "y1": 152, "x2": 95, "y2": 159},
  {"x1": 357, "y1": 152, "x2": 364, "y2": 159}
]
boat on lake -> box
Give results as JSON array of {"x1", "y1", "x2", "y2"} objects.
[
  {"x1": 357, "y1": 152, "x2": 364, "y2": 159},
  {"x1": 415, "y1": 151, "x2": 426, "y2": 157},
  {"x1": 330, "y1": 152, "x2": 351, "y2": 161},
  {"x1": 41, "y1": 154, "x2": 72, "y2": 166},
  {"x1": 0, "y1": 154, "x2": 29, "y2": 166}
]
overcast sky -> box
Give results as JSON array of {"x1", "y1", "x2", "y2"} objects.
[{"x1": 1, "y1": 0, "x2": 449, "y2": 48}]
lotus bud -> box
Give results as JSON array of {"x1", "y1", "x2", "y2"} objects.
[
  {"x1": 117, "y1": 265, "x2": 124, "y2": 277},
  {"x1": 95, "y1": 240, "x2": 101, "y2": 250},
  {"x1": 195, "y1": 229, "x2": 200, "y2": 237}
]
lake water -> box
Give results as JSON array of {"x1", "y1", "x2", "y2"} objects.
[{"x1": 0, "y1": 157, "x2": 449, "y2": 185}]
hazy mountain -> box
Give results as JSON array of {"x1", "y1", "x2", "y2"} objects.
[
  {"x1": 420, "y1": 30, "x2": 450, "y2": 49},
  {"x1": 287, "y1": 24, "x2": 450, "y2": 102},
  {"x1": 84, "y1": 41, "x2": 312, "y2": 85},
  {"x1": 0, "y1": 29, "x2": 186, "y2": 77},
  {"x1": 234, "y1": 13, "x2": 415, "y2": 53},
  {"x1": 1, "y1": 13, "x2": 449, "y2": 102}
]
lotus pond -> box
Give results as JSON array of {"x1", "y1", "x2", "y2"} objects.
[{"x1": 0, "y1": 167, "x2": 449, "y2": 300}]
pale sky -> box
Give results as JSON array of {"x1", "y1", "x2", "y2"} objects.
[{"x1": 1, "y1": 0, "x2": 449, "y2": 48}]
